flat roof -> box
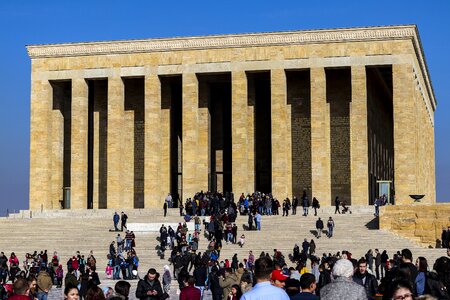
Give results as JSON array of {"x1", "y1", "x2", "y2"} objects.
[{"x1": 26, "y1": 25, "x2": 436, "y2": 108}]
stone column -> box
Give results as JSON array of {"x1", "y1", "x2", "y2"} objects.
[
  {"x1": 29, "y1": 79, "x2": 52, "y2": 210},
  {"x1": 107, "y1": 76, "x2": 125, "y2": 208},
  {"x1": 182, "y1": 73, "x2": 199, "y2": 200},
  {"x1": 231, "y1": 71, "x2": 250, "y2": 195},
  {"x1": 71, "y1": 78, "x2": 88, "y2": 209},
  {"x1": 393, "y1": 64, "x2": 417, "y2": 204},
  {"x1": 350, "y1": 66, "x2": 369, "y2": 205},
  {"x1": 271, "y1": 69, "x2": 291, "y2": 199},
  {"x1": 310, "y1": 68, "x2": 331, "y2": 205},
  {"x1": 144, "y1": 75, "x2": 162, "y2": 207}
]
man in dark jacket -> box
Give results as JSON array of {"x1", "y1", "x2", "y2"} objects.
[
  {"x1": 353, "y1": 258, "x2": 378, "y2": 299},
  {"x1": 193, "y1": 264, "x2": 207, "y2": 298},
  {"x1": 315, "y1": 218, "x2": 324, "y2": 238},
  {"x1": 135, "y1": 268, "x2": 163, "y2": 300}
]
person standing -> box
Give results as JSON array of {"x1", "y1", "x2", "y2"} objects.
[
  {"x1": 36, "y1": 269, "x2": 52, "y2": 300},
  {"x1": 312, "y1": 197, "x2": 320, "y2": 216},
  {"x1": 9, "y1": 278, "x2": 30, "y2": 300},
  {"x1": 365, "y1": 249, "x2": 374, "y2": 273},
  {"x1": 291, "y1": 273, "x2": 319, "y2": 300},
  {"x1": 316, "y1": 217, "x2": 324, "y2": 238},
  {"x1": 301, "y1": 191, "x2": 309, "y2": 216},
  {"x1": 255, "y1": 212, "x2": 262, "y2": 231},
  {"x1": 326, "y1": 217, "x2": 335, "y2": 238},
  {"x1": 180, "y1": 275, "x2": 201, "y2": 300},
  {"x1": 320, "y1": 259, "x2": 366, "y2": 300},
  {"x1": 113, "y1": 212, "x2": 120, "y2": 231},
  {"x1": 241, "y1": 257, "x2": 289, "y2": 300},
  {"x1": 292, "y1": 197, "x2": 298, "y2": 215},
  {"x1": 334, "y1": 197, "x2": 341, "y2": 214},
  {"x1": 121, "y1": 212, "x2": 128, "y2": 231},
  {"x1": 163, "y1": 202, "x2": 167, "y2": 217},
  {"x1": 135, "y1": 268, "x2": 163, "y2": 300},
  {"x1": 352, "y1": 258, "x2": 378, "y2": 299},
  {"x1": 374, "y1": 249, "x2": 381, "y2": 280},
  {"x1": 165, "y1": 193, "x2": 173, "y2": 208}
]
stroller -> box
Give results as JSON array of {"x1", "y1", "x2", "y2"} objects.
[{"x1": 341, "y1": 201, "x2": 352, "y2": 214}]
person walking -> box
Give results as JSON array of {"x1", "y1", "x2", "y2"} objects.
[
  {"x1": 326, "y1": 217, "x2": 335, "y2": 238},
  {"x1": 334, "y1": 196, "x2": 341, "y2": 214},
  {"x1": 316, "y1": 217, "x2": 324, "y2": 238}
]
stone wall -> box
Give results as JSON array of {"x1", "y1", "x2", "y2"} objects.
[{"x1": 380, "y1": 204, "x2": 450, "y2": 247}]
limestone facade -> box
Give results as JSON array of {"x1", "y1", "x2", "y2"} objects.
[{"x1": 27, "y1": 25, "x2": 437, "y2": 209}]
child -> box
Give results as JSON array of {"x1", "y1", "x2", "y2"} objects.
[{"x1": 239, "y1": 234, "x2": 245, "y2": 248}]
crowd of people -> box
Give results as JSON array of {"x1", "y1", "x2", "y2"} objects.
[{"x1": 0, "y1": 191, "x2": 448, "y2": 300}]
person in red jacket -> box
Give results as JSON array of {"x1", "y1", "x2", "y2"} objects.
[
  {"x1": 8, "y1": 278, "x2": 30, "y2": 300},
  {"x1": 180, "y1": 275, "x2": 200, "y2": 300}
]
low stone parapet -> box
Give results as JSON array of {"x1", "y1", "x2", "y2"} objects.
[{"x1": 380, "y1": 203, "x2": 450, "y2": 247}]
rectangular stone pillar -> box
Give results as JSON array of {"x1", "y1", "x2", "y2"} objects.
[
  {"x1": 70, "y1": 78, "x2": 88, "y2": 209},
  {"x1": 393, "y1": 64, "x2": 417, "y2": 204},
  {"x1": 144, "y1": 75, "x2": 162, "y2": 207},
  {"x1": 271, "y1": 69, "x2": 290, "y2": 198},
  {"x1": 350, "y1": 66, "x2": 369, "y2": 205},
  {"x1": 182, "y1": 73, "x2": 199, "y2": 200},
  {"x1": 29, "y1": 79, "x2": 52, "y2": 210},
  {"x1": 310, "y1": 68, "x2": 331, "y2": 204},
  {"x1": 232, "y1": 71, "x2": 251, "y2": 195},
  {"x1": 107, "y1": 76, "x2": 125, "y2": 208}
]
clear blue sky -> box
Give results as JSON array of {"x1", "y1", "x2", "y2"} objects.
[{"x1": 0, "y1": 0, "x2": 448, "y2": 213}]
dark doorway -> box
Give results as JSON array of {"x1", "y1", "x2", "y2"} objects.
[
  {"x1": 198, "y1": 74, "x2": 232, "y2": 194},
  {"x1": 87, "y1": 79, "x2": 108, "y2": 209},
  {"x1": 51, "y1": 81, "x2": 72, "y2": 208},
  {"x1": 286, "y1": 70, "x2": 312, "y2": 200},
  {"x1": 161, "y1": 76, "x2": 182, "y2": 207},
  {"x1": 248, "y1": 72, "x2": 272, "y2": 193},
  {"x1": 326, "y1": 68, "x2": 352, "y2": 205},
  {"x1": 366, "y1": 66, "x2": 394, "y2": 204},
  {"x1": 124, "y1": 77, "x2": 145, "y2": 208}
]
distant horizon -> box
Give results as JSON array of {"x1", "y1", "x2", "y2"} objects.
[{"x1": 0, "y1": 1, "x2": 448, "y2": 212}]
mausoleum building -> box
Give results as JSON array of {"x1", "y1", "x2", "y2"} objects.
[{"x1": 27, "y1": 25, "x2": 436, "y2": 209}]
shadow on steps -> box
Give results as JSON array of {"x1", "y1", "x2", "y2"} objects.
[{"x1": 365, "y1": 217, "x2": 379, "y2": 230}]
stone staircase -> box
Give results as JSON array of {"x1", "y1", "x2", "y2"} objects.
[{"x1": 1, "y1": 207, "x2": 446, "y2": 299}]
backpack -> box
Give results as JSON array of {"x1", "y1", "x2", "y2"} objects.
[{"x1": 425, "y1": 272, "x2": 450, "y2": 299}]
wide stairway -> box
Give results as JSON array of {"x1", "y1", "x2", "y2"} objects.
[{"x1": 1, "y1": 207, "x2": 446, "y2": 299}]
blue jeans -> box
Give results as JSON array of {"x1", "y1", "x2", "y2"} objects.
[
  {"x1": 256, "y1": 221, "x2": 261, "y2": 231},
  {"x1": 113, "y1": 265, "x2": 121, "y2": 279},
  {"x1": 227, "y1": 233, "x2": 233, "y2": 243},
  {"x1": 328, "y1": 227, "x2": 333, "y2": 237},
  {"x1": 37, "y1": 292, "x2": 48, "y2": 300},
  {"x1": 195, "y1": 286, "x2": 205, "y2": 300}
]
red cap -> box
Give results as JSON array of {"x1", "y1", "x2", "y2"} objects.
[{"x1": 271, "y1": 270, "x2": 289, "y2": 281}]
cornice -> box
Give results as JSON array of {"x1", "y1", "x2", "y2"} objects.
[
  {"x1": 27, "y1": 26, "x2": 419, "y2": 59},
  {"x1": 26, "y1": 25, "x2": 436, "y2": 108}
]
